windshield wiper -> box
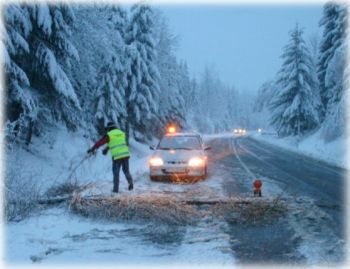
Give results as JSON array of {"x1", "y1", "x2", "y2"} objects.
[
  {"x1": 175, "y1": 147, "x2": 193, "y2": 150},
  {"x1": 158, "y1": 147, "x2": 171, "y2": 150}
]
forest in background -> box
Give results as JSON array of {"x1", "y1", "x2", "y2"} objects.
[
  {"x1": 3, "y1": 3, "x2": 348, "y2": 148},
  {"x1": 255, "y1": 3, "x2": 348, "y2": 141}
]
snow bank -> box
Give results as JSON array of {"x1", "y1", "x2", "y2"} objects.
[
  {"x1": 5, "y1": 127, "x2": 152, "y2": 194},
  {"x1": 4, "y1": 128, "x2": 236, "y2": 264},
  {"x1": 250, "y1": 130, "x2": 347, "y2": 169}
]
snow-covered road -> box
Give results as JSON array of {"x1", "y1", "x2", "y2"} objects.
[
  {"x1": 4, "y1": 134, "x2": 347, "y2": 266},
  {"x1": 207, "y1": 135, "x2": 346, "y2": 264}
]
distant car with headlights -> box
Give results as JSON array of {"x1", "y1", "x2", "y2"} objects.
[
  {"x1": 233, "y1": 128, "x2": 246, "y2": 135},
  {"x1": 149, "y1": 133, "x2": 211, "y2": 181}
]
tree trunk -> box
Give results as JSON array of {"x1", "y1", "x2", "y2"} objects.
[{"x1": 25, "y1": 119, "x2": 33, "y2": 146}]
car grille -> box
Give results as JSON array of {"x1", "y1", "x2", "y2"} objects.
[{"x1": 166, "y1": 161, "x2": 187, "y2": 164}]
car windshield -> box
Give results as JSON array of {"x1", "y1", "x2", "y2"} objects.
[{"x1": 158, "y1": 136, "x2": 202, "y2": 150}]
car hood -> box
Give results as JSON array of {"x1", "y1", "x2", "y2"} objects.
[{"x1": 152, "y1": 149, "x2": 205, "y2": 162}]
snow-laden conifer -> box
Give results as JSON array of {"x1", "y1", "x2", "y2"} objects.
[
  {"x1": 94, "y1": 6, "x2": 129, "y2": 134},
  {"x1": 125, "y1": 4, "x2": 160, "y2": 139},
  {"x1": 318, "y1": 3, "x2": 347, "y2": 140},
  {"x1": 270, "y1": 25, "x2": 322, "y2": 136},
  {"x1": 318, "y1": 3, "x2": 347, "y2": 108},
  {"x1": 4, "y1": 5, "x2": 37, "y2": 144},
  {"x1": 26, "y1": 4, "x2": 80, "y2": 135}
]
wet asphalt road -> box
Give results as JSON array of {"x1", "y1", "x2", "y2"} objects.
[{"x1": 206, "y1": 135, "x2": 347, "y2": 264}]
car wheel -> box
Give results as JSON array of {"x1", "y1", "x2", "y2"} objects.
[{"x1": 203, "y1": 165, "x2": 208, "y2": 179}]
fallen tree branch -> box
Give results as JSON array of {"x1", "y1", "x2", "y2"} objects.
[
  {"x1": 37, "y1": 196, "x2": 73, "y2": 205},
  {"x1": 34, "y1": 195, "x2": 280, "y2": 206}
]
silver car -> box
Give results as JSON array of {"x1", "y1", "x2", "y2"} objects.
[{"x1": 149, "y1": 133, "x2": 211, "y2": 181}]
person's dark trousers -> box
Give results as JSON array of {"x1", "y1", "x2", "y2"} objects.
[{"x1": 112, "y1": 157, "x2": 133, "y2": 192}]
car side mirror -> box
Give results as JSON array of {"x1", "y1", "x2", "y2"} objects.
[
  {"x1": 149, "y1": 146, "x2": 155, "y2": 150},
  {"x1": 204, "y1": 146, "x2": 211, "y2": 151}
]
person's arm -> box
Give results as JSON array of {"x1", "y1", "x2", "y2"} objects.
[
  {"x1": 92, "y1": 136, "x2": 109, "y2": 150},
  {"x1": 87, "y1": 136, "x2": 109, "y2": 154}
]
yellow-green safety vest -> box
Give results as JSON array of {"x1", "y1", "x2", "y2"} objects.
[{"x1": 107, "y1": 129, "x2": 130, "y2": 160}]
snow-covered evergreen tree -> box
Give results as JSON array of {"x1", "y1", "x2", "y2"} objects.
[
  {"x1": 107, "y1": 5, "x2": 127, "y2": 39},
  {"x1": 318, "y1": 3, "x2": 348, "y2": 140},
  {"x1": 94, "y1": 55, "x2": 128, "y2": 134},
  {"x1": 225, "y1": 86, "x2": 238, "y2": 126},
  {"x1": 4, "y1": 4, "x2": 80, "y2": 144},
  {"x1": 153, "y1": 15, "x2": 186, "y2": 136},
  {"x1": 187, "y1": 78, "x2": 199, "y2": 110},
  {"x1": 199, "y1": 66, "x2": 215, "y2": 119},
  {"x1": 178, "y1": 61, "x2": 192, "y2": 114},
  {"x1": 252, "y1": 81, "x2": 277, "y2": 129},
  {"x1": 321, "y1": 41, "x2": 347, "y2": 141},
  {"x1": 270, "y1": 24, "x2": 322, "y2": 137},
  {"x1": 3, "y1": 5, "x2": 38, "y2": 144},
  {"x1": 318, "y1": 3, "x2": 347, "y2": 108},
  {"x1": 186, "y1": 78, "x2": 203, "y2": 131},
  {"x1": 27, "y1": 4, "x2": 81, "y2": 133},
  {"x1": 125, "y1": 4, "x2": 160, "y2": 140},
  {"x1": 254, "y1": 80, "x2": 276, "y2": 113},
  {"x1": 94, "y1": 6, "x2": 129, "y2": 135}
]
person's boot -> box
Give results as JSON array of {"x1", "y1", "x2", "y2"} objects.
[{"x1": 128, "y1": 183, "x2": 133, "y2": 191}]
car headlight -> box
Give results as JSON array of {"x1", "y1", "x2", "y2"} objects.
[
  {"x1": 188, "y1": 157, "x2": 205, "y2": 167},
  {"x1": 149, "y1": 157, "x2": 164, "y2": 166}
]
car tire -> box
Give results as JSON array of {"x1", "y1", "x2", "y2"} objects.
[{"x1": 203, "y1": 165, "x2": 208, "y2": 179}]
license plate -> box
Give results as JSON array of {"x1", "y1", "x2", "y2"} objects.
[{"x1": 165, "y1": 168, "x2": 186, "y2": 173}]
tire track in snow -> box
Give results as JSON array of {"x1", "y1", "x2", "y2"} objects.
[
  {"x1": 233, "y1": 136, "x2": 346, "y2": 264},
  {"x1": 230, "y1": 137, "x2": 256, "y2": 183},
  {"x1": 232, "y1": 136, "x2": 291, "y2": 197},
  {"x1": 234, "y1": 136, "x2": 332, "y2": 200}
]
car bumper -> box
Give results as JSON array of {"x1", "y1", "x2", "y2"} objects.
[{"x1": 150, "y1": 165, "x2": 205, "y2": 179}]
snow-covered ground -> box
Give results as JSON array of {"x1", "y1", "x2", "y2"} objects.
[
  {"x1": 4, "y1": 129, "x2": 346, "y2": 265},
  {"x1": 4, "y1": 128, "x2": 235, "y2": 265},
  {"x1": 250, "y1": 130, "x2": 348, "y2": 169},
  {"x1": 5, "y1": 207, "x2": 234, "y2": 265},
  {"x1": 6, "y1": 128, "x2": 150, "y2": 193},
  {"x1": 5, "y1": 128, "x2": 228, "y2": 198}
]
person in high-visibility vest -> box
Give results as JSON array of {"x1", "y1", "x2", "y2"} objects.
[{"x1": 87, "y1": 122, "x2": 134, "y2": 193}]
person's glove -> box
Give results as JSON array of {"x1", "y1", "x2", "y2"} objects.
[
  {"x1": 102, "y1": 147, "x2": 109, "y2": 155},
  {"x1": 87, "y1": 148, "x2": 96, "y2": 155}
]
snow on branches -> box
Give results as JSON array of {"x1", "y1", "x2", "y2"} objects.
[{"x1": 270, "y1": 24, "x2": 322, "y2": 137}]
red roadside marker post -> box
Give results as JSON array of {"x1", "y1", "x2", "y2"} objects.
[{"x1": 253, "y1": 179, "x2": 262, "y2": 197}]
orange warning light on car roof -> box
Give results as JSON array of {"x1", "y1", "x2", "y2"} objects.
[{"x1": 167, "y1": 125, "x2": 176, "y2": 134}]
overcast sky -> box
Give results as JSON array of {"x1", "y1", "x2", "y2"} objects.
[{"x1": 158, "y1": 5, "x2": 323, "y2": 93}]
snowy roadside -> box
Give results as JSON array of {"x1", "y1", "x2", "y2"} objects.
[
  {"x1": 4, "y1": 129, "x2": 236, "y2": 265},
  {"x1": 6, "y1": 128, "x2": 227, "y2": 197},
  {"x1": 5, "y1": 130, "x2": 346, "y2": 265},
  {"x1": 5, "y1": 206, "x2": 234, "y2": 265},
  {"x1": 249, "y1": 131, "x2": 347, "y2": 169},
  {"x1": 5, "y1": 127, "x2": 152, "y2": 195}
]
